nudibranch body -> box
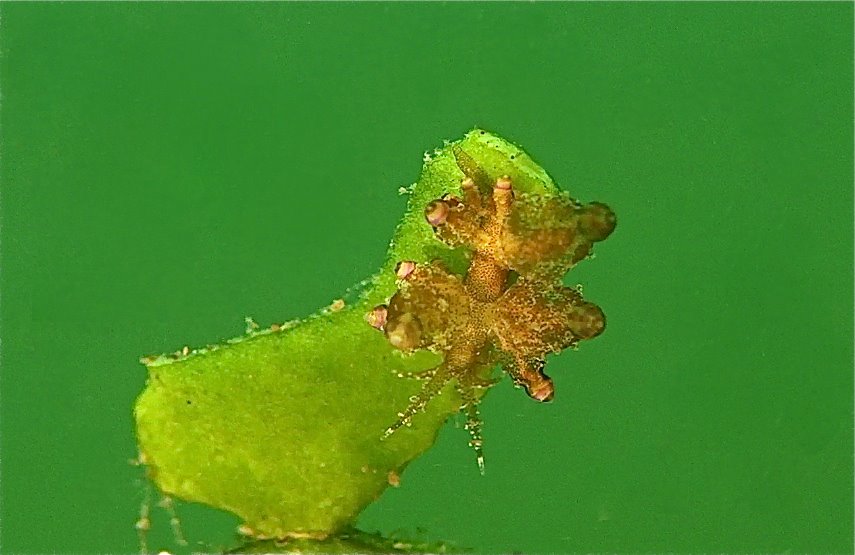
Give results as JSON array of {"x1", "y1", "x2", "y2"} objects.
[{"x1": 368, "y1": 155, "x2": 616, "y2": 472}]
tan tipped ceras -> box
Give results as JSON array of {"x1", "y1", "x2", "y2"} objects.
[{"x1": 367, "y1": 164, "x2": 616, "y2": 473}]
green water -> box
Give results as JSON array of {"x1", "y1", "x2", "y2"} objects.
[{"x1": 1, "y1": 3, "x2": 852, "y2": 553}]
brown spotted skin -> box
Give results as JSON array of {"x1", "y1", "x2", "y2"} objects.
[{"x1": 370, "y1": 163, "x2": 616, "y2": 472}]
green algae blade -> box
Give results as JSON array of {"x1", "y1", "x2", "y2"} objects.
[
  {"x1": 227, "y1": 528, "x2": 466, "y2": 554},
  {"x1": 133, "y1": 129, "x2": 560, "y2": 540}
]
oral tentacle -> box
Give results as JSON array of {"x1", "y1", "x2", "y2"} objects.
[
  {"x1": 381, "y1": 365, "x2": 453, "y2": 440},
  {"x1": 456, "y1": 382, "x2": 486, "y2": 475}
]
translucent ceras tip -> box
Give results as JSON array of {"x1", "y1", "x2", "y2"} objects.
[
  {"x1": 494, "y1": 175, "x2": 512, "y2": 191},
  {"x1": 567, "y1": 302, "x2": 606, "y2": 340},
  {"x1": 366, "y1": 304, "x2": 388, "y2": 330},
  {"x1": 395, "y1": 260, "x2": 416, "y2": 280},
  {"x1": 384, "y1": 313, "x2": 422, "y2": 351},
  {"x1": 528, "y1": 378, "x2": 555, "y2": 403},
  {"x1": 424, "y1": 200, "x2": 450, "y2": 226},
  {"x1": 461, "y1": 177, "x2": 476, "y2": 189},
  {"x1": 578, "y1": 202, "x2": 617, "y2": 242}
]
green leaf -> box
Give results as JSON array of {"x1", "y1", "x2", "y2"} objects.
[
  {"x1": 133, "y1": 129, "x2": 560, "y2": 539},
  {"x1": 227, "y1": 528, "x2": 466, "y2": 554}
]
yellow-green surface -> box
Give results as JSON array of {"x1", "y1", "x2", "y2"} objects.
[{"x1": 1, "y1": 3, "x2": 852, "y2": 554}]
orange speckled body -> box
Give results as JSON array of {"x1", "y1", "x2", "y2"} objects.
[{"x1": 369, "y1": 156, "x2": 616, "y2": 472}]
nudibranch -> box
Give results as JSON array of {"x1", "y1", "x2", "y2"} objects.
[{"x1": 367, "y1": 153, "x2": 616, "y2": 472}]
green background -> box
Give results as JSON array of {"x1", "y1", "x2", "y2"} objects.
[{"x1": 1, "y1": 2, "x2": 852, "y2": 553}]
